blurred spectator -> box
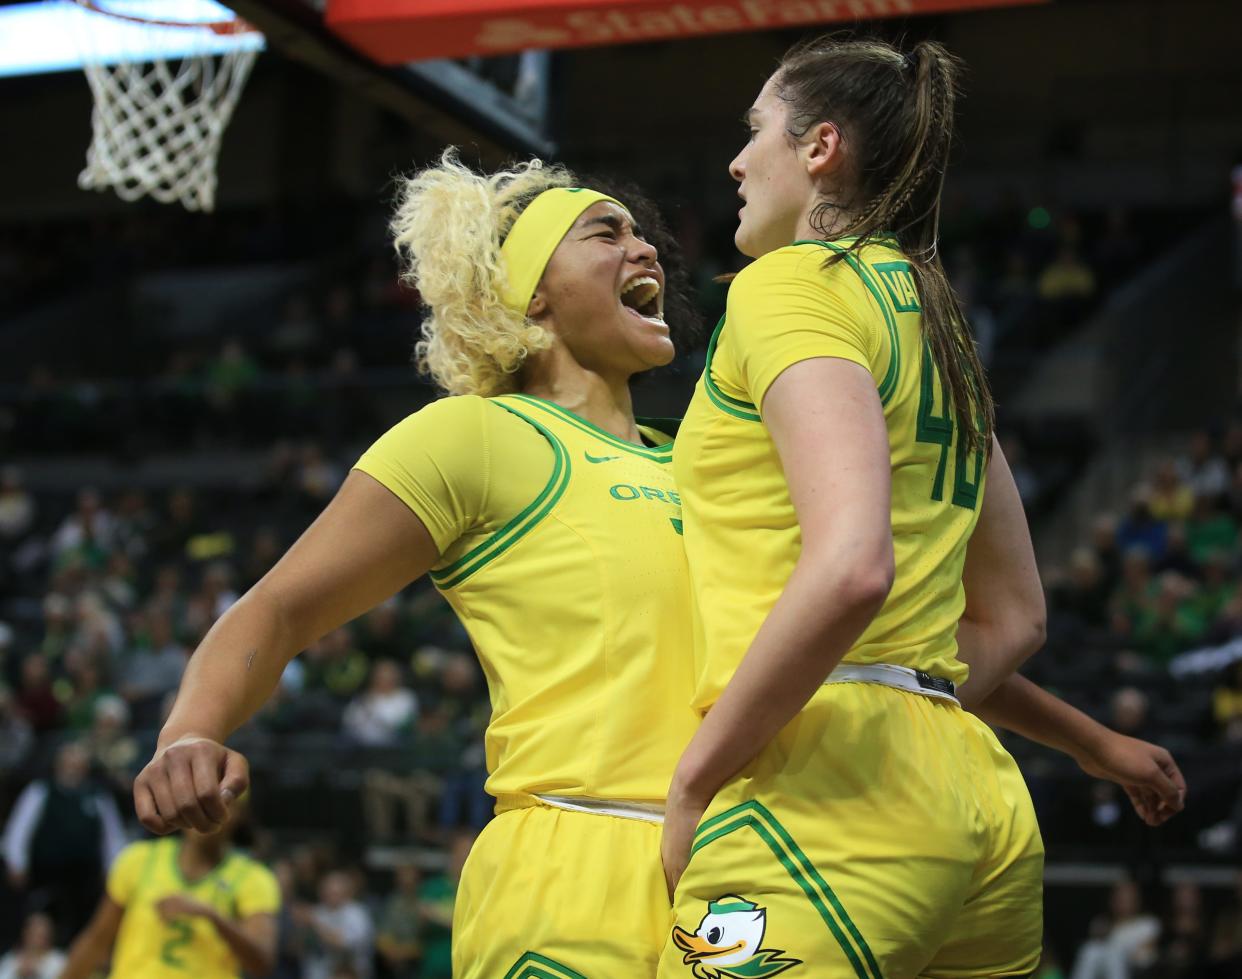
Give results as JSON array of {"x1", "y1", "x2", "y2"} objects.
[
  {"x1": 15, "y1": 655, "x2": 61, "y2": 734},
  {"x1": 118, "y1": 610, "x2": 187, "y2": 728},
  {"x1": 1149, "y1": 461, "x2": 1194, "y2": 523},
  {"x1": 1, "y1": 742, "x2": 125, "y2": 941},
  {"x1": 1051, "y1": 547, "x2": 1111, "y2": 633},
  {"x1": 205, "y1": 337, "x2": 262, "y2": 412},
  {"x1": 304, "y1": 628, "x2": 369, "y2": 702},
  {"x1": 416, "y1": 832, "x2": 474, "y2": 979},
  {"x1": 1110, "y1": 687, "x2": 1153, "y2": 741},
  {"x1": 1109, "y1": 547, "x2": 1156, "y2": 639},
  {"x1": 354, "y1": 600, "x2": 413, "y2": 662},
  {"x1": 375, "y1": 863, "x2": 422, "y2": 979},
  {"x1": 1210, "y1": 870, "x2": 1242, "y2": 974},
  {"x1": 86, "y1": 695, "x2": 140, "y2": 793},
  {"x1": 109, "y1": 489, "x2": 155, "y2": 562},
  {"x1": 49, "y1": 489, "x2": 114, "y2": 568},
  {"x1": 1158, "y1": 881, "x2": 1208, "y2": 976},
  {"x1": 0, "y1": 688, "x2": 33, "y2": 785},
  {"x1": 149, "y1": 488, "x2": 203, "y2": 566},
  {"x1": 1132, "y1": 572, "x2": 1206, "y2": 666},
  {"x1": 270, "y1": 859, "x2": 304, "y2": 979},
  {"x1": 1214, "y1": 660, "x2": 1242, "y2": 742},
  {"x1": 1180, "y1": 431, "x2": 1230, "y2": 501},
  {"x1": 297, "y1": 442, "x2": 344, "y2": 504},
  {"x1": 1187, "y1": 495, "x2": 1237, "y2": 564},
  {"x1": 1154, "y1": 524, "x2": 1197, "y2": 580},
  {"x1": 427, "y1": 654, "x2": 491, "y2": 834},
  {"x1": 342, "y1": 659, "x2": 418, "y2": 747},
  {"x1": 1090, "y1": 513, "x2": 1123, "y2": 594},
  {"x1": 1192, "y1": 551, "x2": 1234, "y2": 626},
  {"x1": 61, "y1": 660, "x2": 110, "y2": 732},
  {"x1": 1038, "y1": 243, "x2": 1096, "y2": 302},
  {"x1": 297, "y1": 870, "x2": 373, "y2": 979},
  {"x1": 37, "y1": 595, "x2": 74, "y2": 666},
  {"x1": 0, "y1": 912, "x2": 65, "y2": 979},
  {"x1": 0, "y1": 467, "x2": 35, "y2": 543},
  {"x1": 1069, "y1": 879, "x2": 1160, "y2": 979},
  {"x1": 98, "y1": 551, "x2": 138, "y2": 611},
  {"x1": 1116, "y1": 490, "x2": 1167, "y2": 561}
]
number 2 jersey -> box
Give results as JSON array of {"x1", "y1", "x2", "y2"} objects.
[
  {"x1": 106, "y1": 838, "x2": 280, "y2": 979},
  {"x1": 354, "y1": 393, "x2": 699, "y2": 811},
  {"x1": 675, "y1": 239, "x2": 988, "y2": 713}
]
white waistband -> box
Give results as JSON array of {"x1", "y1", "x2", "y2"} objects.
[
  {"x1": 823, "y1": 663, "x2": 960, "y2": 705},
  {"x1": 535, "y1": 795, "x2": 665, "y2": 824}
]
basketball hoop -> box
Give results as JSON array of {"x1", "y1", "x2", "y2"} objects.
[{"x1": 72, "y1": 0, "x2": 263, "y2": 212}]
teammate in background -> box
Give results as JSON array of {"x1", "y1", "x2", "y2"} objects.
[
  {"x1": 660, "y1": 36, "x2": 1186, "y2": 978},
  {"x1": 129, "y1": 151, "x2": 701, "y2": 977},
  {"x1": 59, "y1": 797, "x2": 278, "y2": 979}
]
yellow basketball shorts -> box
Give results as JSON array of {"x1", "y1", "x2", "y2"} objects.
[
  {"x1": 453, "y1": 801, "x2": 671, "y2": 978},
  {"x1": 658, "y1": 682, "x2": 1044, "y2": 979}
]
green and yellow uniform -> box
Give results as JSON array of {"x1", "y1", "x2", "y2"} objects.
[
  {"x1": 106, "y1": 838, "x2": 279, "y2": 979},
  {"x1": 660, "y1": 241, "x2": 1043, "y2": 979},
  {"x1": 356, "y1": 393, "x2": 699, "y2": 978}
]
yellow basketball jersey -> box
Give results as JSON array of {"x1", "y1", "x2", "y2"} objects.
[
  {"x1": 675, "y1": 240, "x2": 987, "y2": 712},
  {"x1": 106, "y1": 838, "x2": 280, "y2": 979},
  {"x1": 355, "y1": 393, "x2": 699, "y2": 810}
]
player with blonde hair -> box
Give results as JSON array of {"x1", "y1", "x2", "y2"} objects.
[{"x1": 131, "y1": 150, "x2": 701, "y2": 977}]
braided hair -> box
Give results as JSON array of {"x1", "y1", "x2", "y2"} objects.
[{"x1": 776, "y1": 36, "x2": 993, "y2": 457}]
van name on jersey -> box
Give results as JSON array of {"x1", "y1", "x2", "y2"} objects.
[
  {"x1": 610, "y1": 483, "x2": 681, "y2": 505},
  {"x1": 874, "y1": 260, "x2": 921, "y2": 313}
]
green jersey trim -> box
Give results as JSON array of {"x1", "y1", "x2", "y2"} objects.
[
  {"x1": 703, "y1": 314, "x2": 763, "y2": 422},
  {"x1": 693, "y1": 801, "x2": 882, "y2": 979},
  {"x1": 503, "y1": 951, "x2": 588, "y2": 979},
  {"x1": 429, "y1": 401, "x2": 571, "y2": 590},
  {"x1": 791, "y1": 240, "x2": 903, "y2": 406},
  {"x1": 507, "y1": 394, "x2": 674, "y2": 461},
  {"x1": 167, "y1": 839, "x2": 234, "y2": 892}
]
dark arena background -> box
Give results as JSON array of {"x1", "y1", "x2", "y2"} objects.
[{"x1": 1, "y1": 0, "x2": 1241, "y2": 976}]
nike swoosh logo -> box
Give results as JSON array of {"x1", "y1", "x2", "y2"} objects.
[{"x1": 584, "y1": 452, "x2": 620, "y2": 464}]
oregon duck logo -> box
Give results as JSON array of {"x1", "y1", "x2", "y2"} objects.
[{"x1": 672, "y1": 896, "x2": 801, "y2": 978}]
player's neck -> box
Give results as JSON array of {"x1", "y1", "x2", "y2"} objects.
[
  {"x1": 521, "y1": 361, "x2": 640, "y2": 445},
  {"x1": 181, "y1": 837, "x2": 228, "y2": 874}
]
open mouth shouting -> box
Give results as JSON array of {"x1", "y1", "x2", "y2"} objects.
[{"x1": 619, "y1": 271, "x2": 665, "y2": 326}]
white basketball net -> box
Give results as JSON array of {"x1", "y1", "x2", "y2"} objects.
[{"x1": 78, "y1": 19, "x2": 257, "y2": 212}]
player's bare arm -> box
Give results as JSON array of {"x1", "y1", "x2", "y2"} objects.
[
  {"x1": 59, "y1": 894, "x2": 124, "y2": 979},
  {"x1": 663, "y1": 356, "x2": 894, "y2": 894},
  {"x1": 134, "y1": 470, "x2": 440, "y2": 835}
]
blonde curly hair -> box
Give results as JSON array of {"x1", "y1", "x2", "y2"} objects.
[{"x1": 391, "y1": 149, "x2": 577, "y2": 396}]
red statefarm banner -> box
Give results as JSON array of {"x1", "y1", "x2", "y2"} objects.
[{"x1": 325, "y1": 0, "x2": 1046, "y2": 64}]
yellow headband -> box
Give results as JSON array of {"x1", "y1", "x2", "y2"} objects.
[{"x1": 499, "y1": 187, "x2": 625, "y2": 314}]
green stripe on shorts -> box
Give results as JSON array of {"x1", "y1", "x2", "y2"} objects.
[
  {"x1": 503, "y1": 951, "x2": 587, "y2": 979},
  {"x1": 692, "y1": 800, "x2": 883, "y2": 979}
]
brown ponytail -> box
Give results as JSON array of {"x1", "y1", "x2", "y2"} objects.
[{"x1": 776, "y1": 36, "x2": 993, "y2": 457}]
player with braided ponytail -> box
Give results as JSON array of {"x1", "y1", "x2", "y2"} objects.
[{"x1": 659, "y1": 35, "x2": 1183, "y2": 978}]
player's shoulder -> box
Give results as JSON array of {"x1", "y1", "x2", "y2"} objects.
[
  {"x1": 731, "y1": 241, "x2": 866, "y2": 297},
  {"x1": 223, "y1": 850, "x2": 279, "y2": 891},
  {"x1": 115, "y1": 837, "x2": 160, "y2": 863},
  {"x1": 107, "y1": 837, "x2": 162, "y2": 885},
  {"x1": 369, "y1": 394, "x2": 493, "y2": 450}
]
